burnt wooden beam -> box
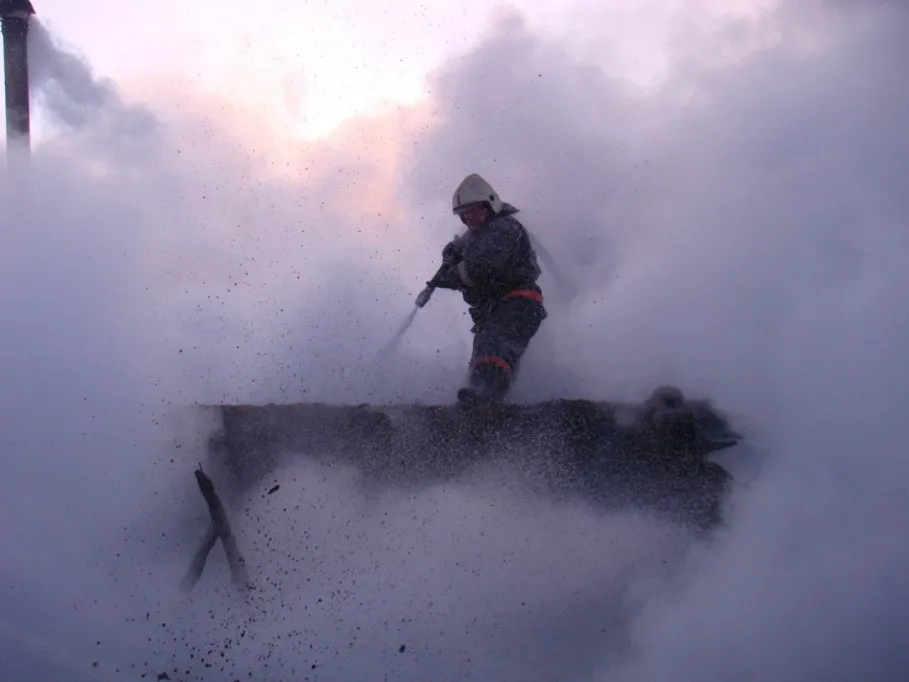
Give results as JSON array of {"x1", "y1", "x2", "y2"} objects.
[
  {"x1": 198, "y1": 387, "x2": 742, "y2": 529},
  {"x1": 181, "y1": 468, "x2": 251, "y2": 591},
  {"x1": 180, "y1": 521, "x2": 218, "y2": 592},
  {"x1": 0, "y1": 0, "x2": 36, "y2": 153}
]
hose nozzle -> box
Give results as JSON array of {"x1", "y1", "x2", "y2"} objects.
[{"x1": 415, "y1": 283, "x2": 434, "y2": 308}]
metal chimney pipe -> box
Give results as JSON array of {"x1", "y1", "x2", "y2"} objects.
[{"x1": 1, "y1": 0, "x2": 35, "y2": 153}]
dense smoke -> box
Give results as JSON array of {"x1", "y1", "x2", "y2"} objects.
[{"x1": 1, "y1": 1, "x2": 907, "y2": 680}]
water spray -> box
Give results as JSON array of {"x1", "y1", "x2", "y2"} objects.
[
  {"x1": 375, "y1": 306, "x2": 420, "y2": 364},
  {"x1": 373, "y1": 262, "x2": 450, "y2": 370}
]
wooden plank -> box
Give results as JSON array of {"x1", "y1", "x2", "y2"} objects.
[
  {"x1": 181, "y1": 468, "x2": 252, "y2": 591},
  {"x1": 196, "y1": 387, "x2": 741, "y2": 529}
]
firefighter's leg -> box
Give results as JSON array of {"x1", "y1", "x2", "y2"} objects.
[{"x1": 464, "y1": 299, "x2": 546, "y2": 402}]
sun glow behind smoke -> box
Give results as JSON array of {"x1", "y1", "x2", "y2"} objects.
[{"x1": 1, "y1": 2, "x2": 908, "y2": 680}]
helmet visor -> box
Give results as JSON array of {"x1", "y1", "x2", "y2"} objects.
[{"x1": 453, "y1": 200, "x2": 486, "y2": 216}]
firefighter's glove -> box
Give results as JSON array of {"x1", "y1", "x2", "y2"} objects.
[
  {"x1": 442, "y1": 240, "x2": 463, "y2": 265},
  {"x1": 430, "y1": 263, "x2": 463, "y2": 290}
]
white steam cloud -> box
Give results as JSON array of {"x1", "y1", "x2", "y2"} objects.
[{"x1": 1, "y1": 1, "x2": 907, "y2": 680}]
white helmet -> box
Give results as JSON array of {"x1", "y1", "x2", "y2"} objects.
[{"x1": 451, "y1": 173, "x2": 504, "y2": 215}]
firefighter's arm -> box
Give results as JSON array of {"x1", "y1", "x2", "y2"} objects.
[{"x1": 457, "y1": 220, "x2": 522, "y2": 287}]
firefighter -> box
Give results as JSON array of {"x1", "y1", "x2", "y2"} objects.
[{"x1": 430, "y1": 173, "x2": 548, "y2": 403}]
